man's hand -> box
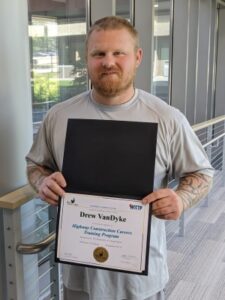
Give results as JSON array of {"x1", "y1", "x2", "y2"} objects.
[
  {"x1": 142, "y1": 189, "x2": 183, "y2": 220},
  {"x1": 38, "y1": 172, "x2": 67, "y2": 206},
  {"x1": 142, "y1": 173, "x2": 213, "y2": 220},
  {"x1": 27, "y1": 165, "x2": 67, "y2": 206}
]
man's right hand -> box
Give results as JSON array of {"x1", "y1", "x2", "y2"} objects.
[{"x1": 38, "y1": 172, "x2": 67, "y2": 206}]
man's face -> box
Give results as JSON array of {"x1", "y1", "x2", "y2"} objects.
[{"x1": 86, "y1": 29, "x2": 142, "y2": 99}]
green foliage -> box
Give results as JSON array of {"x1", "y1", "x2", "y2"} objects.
[{"x1": 33, "y1": 74, "x2": 59, "y2": 102}]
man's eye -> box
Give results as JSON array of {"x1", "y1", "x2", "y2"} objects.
[
  {"x1": 92, "y1": 52, "x2": 105, "y2": 57},
  {"x1": 114, "y1": 51, "x2": 125, "y2": 56}
]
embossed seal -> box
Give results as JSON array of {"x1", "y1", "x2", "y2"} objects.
[{"x1": 93, "y1": 247, "x2": 109, "y2": 263}]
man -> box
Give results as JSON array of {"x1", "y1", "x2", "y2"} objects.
[{"x1": 26, "y1": 16, "x2": 213, "y2": 300}]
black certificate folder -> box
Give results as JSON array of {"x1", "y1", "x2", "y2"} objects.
[
  {"x1": 56, "y1": 119, "x2": 158, "y2": 275},
  {"x1": 62, "y1": 119, "x2": 158, "y2": 199}
]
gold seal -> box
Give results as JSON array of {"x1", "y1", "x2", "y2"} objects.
[{"x1": 93, "y1": 247, "x2": 109, "y2": 263}]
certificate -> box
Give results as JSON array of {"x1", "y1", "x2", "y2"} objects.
[
  {"x1": 56, "y1": 119, "x2": 157, "y2": 275},
  {"x1": 56, "y1": 193, "x2": 151, "y2": 275}
]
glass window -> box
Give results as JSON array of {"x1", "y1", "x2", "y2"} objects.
[
  {"x1": 151, "y1": 0, "x2": 171, "y2": 103},
  {"x1": 28, "y1": 0, "x2": 87, "y2": 134},
  {"x1": 116, "y1": 0, "x2": 134, "y2": 22}
]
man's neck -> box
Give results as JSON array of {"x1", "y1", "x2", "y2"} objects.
[{"x1": 91, "y1": 87, "x2": 135, "y2": 106}]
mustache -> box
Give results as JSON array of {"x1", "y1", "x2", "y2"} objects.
[{"x1": 99, "y1": 68, "x2": 121, "y2": 77}]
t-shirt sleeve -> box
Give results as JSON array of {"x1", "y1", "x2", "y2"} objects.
[
  {"x1": 169, "y1": 111, "x2": 214, "y2": 179},
  {"x1": 26, "y1": 113, "x2": 58, "y2": 172}
]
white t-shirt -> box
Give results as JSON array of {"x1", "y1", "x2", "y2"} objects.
[{"x1": 26, "y1": 89, "x2": 214, "y2": 300}]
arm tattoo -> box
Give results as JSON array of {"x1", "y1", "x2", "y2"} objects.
[
  {"x1": 27, "y1": 166, "x2": 52, "y2": 193},
  {"x1": 176, "y1": 173, "x2": 213, "y2": 210}
]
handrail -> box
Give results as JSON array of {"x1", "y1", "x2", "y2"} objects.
[
  {"x1": 16, "y1": 232, "x2": 56, "y2": 254},
  {"x1": 0, "y1": 184, "x2": 36, "y2": 209},
  {"x1": 192, "y1": 115, "x2": 225, "y2": 132},
  {"x1": 192, "y1": 115, "x2": 225, "y2": 149},
  {"x1": 2, "y1": 114, "x2": 225, "y2": 254},
  {"x1": 202, "y1": 132, "x2": 225, "y2": 148}
]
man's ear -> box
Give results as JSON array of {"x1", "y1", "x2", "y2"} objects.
[{"x1": 136, "y1": 48, "x2": 143, "y2": 68}]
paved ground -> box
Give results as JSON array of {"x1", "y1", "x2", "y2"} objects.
[{"x1": 166, "y1": 173, "x2": 225, "y2": 300}]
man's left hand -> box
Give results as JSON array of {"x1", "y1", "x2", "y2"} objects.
[{"x1": 142, "y1": 189, "x2": 184, "y2": 220}]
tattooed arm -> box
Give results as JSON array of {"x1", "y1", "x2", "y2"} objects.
[
  {"x1": 27, "y1": 165, "x2": 66, "y2": 206},
  {"x1": 142, "y1": 173, "x2": 213, "y2": 220},
  {"x1": 175, "y1": 173, "x2": 213, "y2": 211},
  {"x1": 27, "y1": 165, "x2": 52, "y2": 193}
]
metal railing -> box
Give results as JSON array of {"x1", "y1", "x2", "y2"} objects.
[
  {"x1": 16, "y1": 233, "x2": 56, "y2": 255},
  {"x1": 1, "y1": 115, "x2": 225, "y2": 300},
  {"x1": 0, "y1": 189, "x2": 60, "y2": 300},
  {"x1": 167, "y1": 115, "x2": 225, "y2": 237}
]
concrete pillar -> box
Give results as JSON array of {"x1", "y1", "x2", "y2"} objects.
[
  {"x1": 0, "y1": 0, "x2": 34, "y2": 299},
  {"x1": 0, "y1": 0, "x2": 33, "y2": 197}
]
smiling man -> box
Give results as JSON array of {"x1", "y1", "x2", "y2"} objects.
[
  {"x1": 86, "y1": 25, "x2": 142, "y2": 104},
  {"x1": 26, "y1": 16, "x2": 213, "y2": 300}
]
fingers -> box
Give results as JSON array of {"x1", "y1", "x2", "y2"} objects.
[
  {"x1": 48, "y1": 172, "x2": 66, "y2": 189},
  {"x1": 142, "y1": 189, "x2": 183, "y2": 220},
  {"x1": 38, "y1": 172, "x2": 67, "y2": 206},
  {"x1": 39, "y1": 190, "x2": 59, "y2": 206},
  {"x1": 142, "y1": 189, "x2": 173, "y2": 204}
]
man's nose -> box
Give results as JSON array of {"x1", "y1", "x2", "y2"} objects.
[{"x1": 102, "y1": 53, "x2": 115, "y2": 68}]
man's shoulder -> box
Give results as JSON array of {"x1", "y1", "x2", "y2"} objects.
[
  {"x1": 49, "y1": 91, "x2": 89, "y2": 113},
  {"x1": 137, "y1": 89, "x2": 183, "y2": 122}
]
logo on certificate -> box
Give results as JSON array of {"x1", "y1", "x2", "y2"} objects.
[
  {"x1": 93, "y1": 247, "x2": 109, "y2": 263},
  {"x1": 129, "y1": 204, "x2": 143, "y2": 210},
  {"x1": 66, "y1": 197, "x2": 78, "y2": 206}
]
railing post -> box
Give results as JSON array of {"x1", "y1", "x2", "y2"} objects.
[
  {"x1": 49, "y1": 206, "x2": 61, "y2": 300},
  {"x1": 2, "y1": 202, "x2": 40, "y2": 300},
  {"x1": 0, "y1": 209, "x2": 7, "y2": 300},
  {"x1": 3, "y1": 208, "x2": 25, "y2": 300},
  {"x1": 223, "y1": 133, "x2": 225, "y2": 184},
  {"x1": 21, "y1": 200, "x2": 39, "y2": 300},
  {"x1": 178, "y1": 213, "x2": 185, "y2": 237},
  {"x1": 203, "y1": 126, "x2": 213, "y2": 207}
]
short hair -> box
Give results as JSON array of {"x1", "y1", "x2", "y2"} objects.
[{"x1": 86, "y1": 16, "x2": 140, "y2": 51}]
